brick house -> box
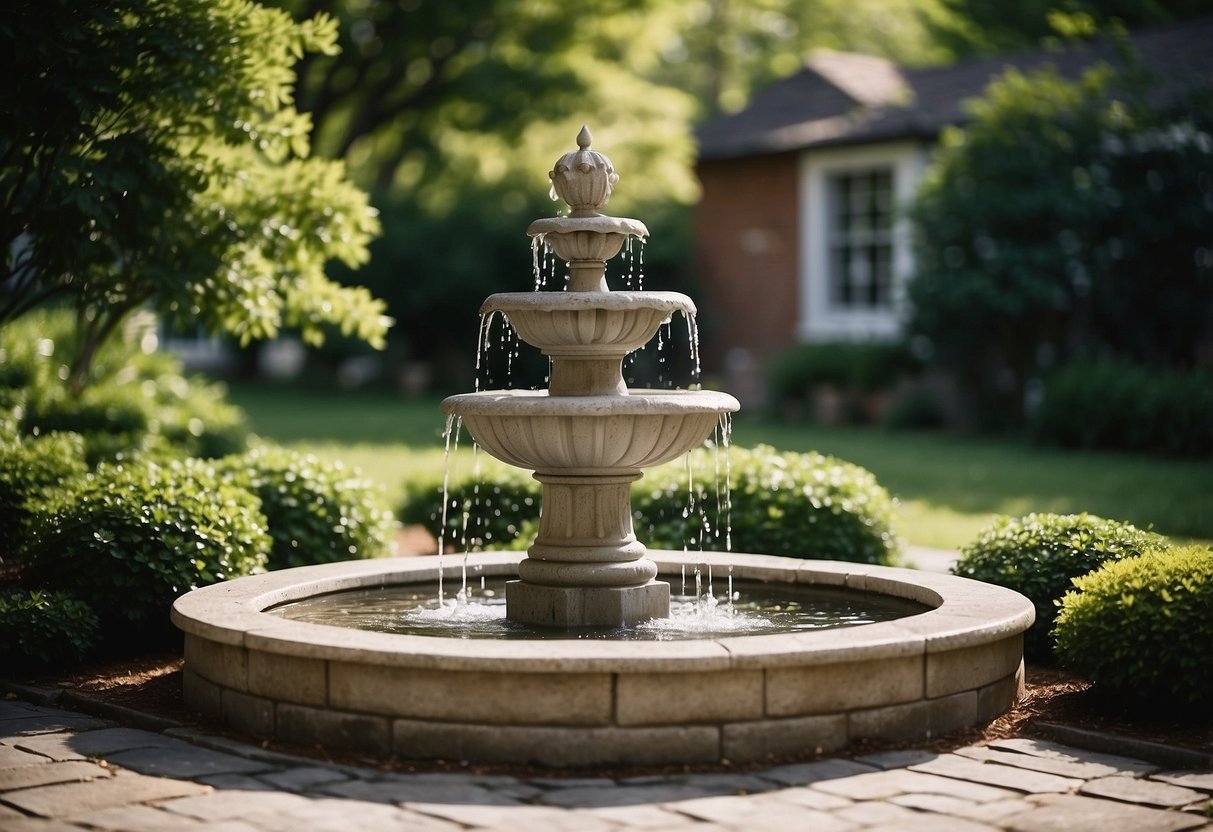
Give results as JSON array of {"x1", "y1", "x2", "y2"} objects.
[{"x1": 692, "y1": 17, "x2": 1213, "y2": 404}]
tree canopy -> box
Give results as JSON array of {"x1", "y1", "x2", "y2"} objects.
[
  {"x1": 907, "y1": 56, "x2": 1213, "y2": 426},
  {"x1": 2, "y1": 0, "x2": 390, "y2": 391},
  {"x1": 929, "y1": 0, "x2": 1213, "y2": 57}
]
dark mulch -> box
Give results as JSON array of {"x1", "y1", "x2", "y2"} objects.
[{"x1": 12, "y1": 655, "x2": 1211, "y2": 777}]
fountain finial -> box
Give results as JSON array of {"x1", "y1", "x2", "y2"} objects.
[{"x1": 549, "y1": 125, "x2": 619, "y2": 217}]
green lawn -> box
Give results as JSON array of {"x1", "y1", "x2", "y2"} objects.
[{"x1": 227, "y1": 383, "x2": 1213, "y2": 551}]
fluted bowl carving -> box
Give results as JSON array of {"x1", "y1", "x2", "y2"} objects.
[
  {"x1": 442, "y1": 389, "x2": 739, "y2": 475},
  {"x1": 483, "y1": 291, "x2": 695, "y2": 357}
]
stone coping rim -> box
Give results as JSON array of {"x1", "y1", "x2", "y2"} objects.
[
  {"x1": 171, "y1": 552, "x2": 1034, "y2": 673},
  {"x1": 442, "y1": 389, "x2": 741, "y2": 416},
  {"x1": 481, "y1": 291, "x2": 695, "y2": 316},
  {"x1": 527, "y1": 215, "x2": 648, "y2": 239}
]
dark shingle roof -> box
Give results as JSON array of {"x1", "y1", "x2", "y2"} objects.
[{"x1": 696, "y1": 16, "x2": 1213, "y2": 161}]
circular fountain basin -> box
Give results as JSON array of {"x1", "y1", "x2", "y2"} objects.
[
  {"x1": 172, "y1": 551, "x2": 1033, "y2": 768},
  {"x1": 442, "y1": 389, "x2": 739, "y2": 474}
]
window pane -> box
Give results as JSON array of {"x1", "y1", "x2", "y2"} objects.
[{"x1": 827, "y1": 168, "x2": 895, "y2": 311}]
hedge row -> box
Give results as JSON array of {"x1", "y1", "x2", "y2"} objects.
[{"x1": 400, "y1": 443, "x2": 902, "y2": 565}]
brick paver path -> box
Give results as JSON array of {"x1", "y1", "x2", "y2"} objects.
[{"x1": 2, "y1": 698, "x2": 1210, "y2": 831}]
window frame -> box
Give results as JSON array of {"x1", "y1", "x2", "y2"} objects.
[{"x1": 798, "y1": 141, "x2": 928, "y2": 341}]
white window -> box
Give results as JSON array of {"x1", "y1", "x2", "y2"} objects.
[{"x1": 799, "y1": 141, "x2": 928, "y2": 340}]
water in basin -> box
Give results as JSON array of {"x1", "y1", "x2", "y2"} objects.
[{"x1": 269, "y1": 576, "x2": 929, "y2": 641}]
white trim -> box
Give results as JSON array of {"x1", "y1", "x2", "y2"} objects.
[{"x1": 798, "y1": 141, "x2": 929, "y2": 341}]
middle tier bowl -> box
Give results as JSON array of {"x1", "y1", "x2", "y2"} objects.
[
  {"x1": 442, "y1": 389, "x2": 740, "y2": 476},
  {"x1": 482, "y1": 291, "x2": 695, "y2": 357}
]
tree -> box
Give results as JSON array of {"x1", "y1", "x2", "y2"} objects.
[
  {"x1": 2, "y1": 0, "x2": 390, "y2": 393},
  {"x1": 927, "y1": 0, "x2": 1213, "y2": 57},
  {"x1": 907, "y1": 56, "x2": 1213, "y2": 427}
]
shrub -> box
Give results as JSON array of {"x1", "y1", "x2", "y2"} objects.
[
  {"x1": 952, "y1": 513, "x2": 1170, "y2": 661},
  {"x1": 400, "y1": 444, "x2": 902, "y2": 565},
  {"x1": 0, "y1": 590, "x2": 99, "y2": 669},
  {"x1": 1032, "y1": 357, "x2": 1213, "y2": 458},
  {"x1": 398, "y1": 460, "x2": 540, "y2": 553},
  {"x1": 26, "y1": 457, "x2": 270, "y2": 639},
  {"x1": 0, "y1": 432, "x2": 88, "y2": 561},
  {"x1": 219, "y1": 445, "x2": 396, "y2": 570},
  {"x1": 1054, "y1": 545, "x2": 1213, "y2": 714},
  {"x1": 767, "y1": 340, "x2": 915, "y2": 422},
  {"x1": 0, "y1": 309, "x2": 249, "y2": 463},
  {"x1": 637, "y1": 444, "x2": 901, "y2": 564}
]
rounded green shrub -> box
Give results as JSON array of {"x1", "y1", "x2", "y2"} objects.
[
  {"x1": 398, "y1": 460, "x2": 539, "y2": 553},
  {"x1": 26, "y1": 457, "x2": 270, "y2": 638},
  {"x1": 0, "y1": 432, "x2": 88, "y2": 561},
  {"x1": 637, "y1": 444, "x2": 901, "y2": 564},
  {"x1": 0, "y1": 590, "x2": 99, "y2": 669},
  {"x1": 952, "y1": 513, "x2": 1170, "y2": 661},
  {"x1": 1054, "y1": 545, "x2": 1213, "y2": 713},
  {"x1": 219, "y1": 445, "x2": 396, "y2": 570}
]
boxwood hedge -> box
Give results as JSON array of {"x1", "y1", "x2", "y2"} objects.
[
  {"x1": 951, "y1": 512, "x2": 1170, "y2": 661},
  {"x1": 1054, "y1": 545, "x2": 1213, "y2": 714}
]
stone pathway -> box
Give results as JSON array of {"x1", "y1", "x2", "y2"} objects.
[{"x1": 1, "y1": 697, "x2": 1210, "y2": 831}]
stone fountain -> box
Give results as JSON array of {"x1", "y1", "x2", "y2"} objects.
[
  {"x1": 442, "y1": 126, "x2": 738, "y2": 628},
  {"x1": 172, "y1": 130, "x2": 1034, "y2": 768}
]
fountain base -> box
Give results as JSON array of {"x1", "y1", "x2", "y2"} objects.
[{"x1": 505, "y1": 578, "x2": 670, "y2": 628}]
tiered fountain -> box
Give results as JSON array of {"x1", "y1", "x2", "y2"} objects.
[
  {"x1": 173, "y1": 130, "x2": 1033, "y2": 768},
  {"x1": 442, "y1": 126, "x2": 738, "y2": 628}
]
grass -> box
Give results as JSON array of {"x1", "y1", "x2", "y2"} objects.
[{"x1": 226, "y1": 382, "x2": 1213, "y2": 551}]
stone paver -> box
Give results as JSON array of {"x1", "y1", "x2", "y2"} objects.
[
  {"x1": 987, "y1": 737, "x2": 1160, "y2": 776},
  {"x1": 0, "y1": 760, "x2": 113, "y2": 792},
  {"x1": 103, "y1": 743, "x2": 275, "y2": 779},
  {"x1": 910, "y1": 751, "x2": 1084, "y2": 793},
  {"x1": 0, "y1": 698, "x2": 1212, "y2": 832},
  {"x1": 1154, "y1": 771, "x2": 1213, "y2": 792},
  {"x1": 1079, "y1": 775, "x2": 1207, "y2": 807},
  {"x1": 1004, "y1": 793, "x2": 1209, "y2": 832},
  {"x1": 2, "y1": 769, "x2": 209, "y2": 817}
]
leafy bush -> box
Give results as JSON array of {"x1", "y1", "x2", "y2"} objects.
[
  {"x1": 952, "y1": 513, "x2": 1170, "y2": 661},
  {"x1": 767, "y1": 340, "x2": 915, "y2": 422},
  {"x1": 219, "y1": 445, "x2": 396, "y2": 570},
  {"x1": 401, "y1": 444, "x2": 901, "y2": 565},
  {"x1": 882, "y1": 390, "x2": 947, "y2": 430},
  {"x1": 0, "y1": 309, "x2": 249, "y2": 463},
  {"x1": 0, "y1": 590, "x2": 99, "y2": 669},
  {"x1": 637, "y1": 444, "x2": 901, "y2": 564},
  {"x1": 1054, "y1": 545, "x2": 1213, "y2": 714},
  {"x1": 398, "y1": 460, "x2": 540, "y2": 553},
  {"x1": 0, "y1": 432, "x2": 88, "y2": 560},
  {"x1": 1032, "y1": 357, "x2": 1213, "y2": 458},
  {"x1": 26, "y1": 457, "x2": 270, "y2": 638}
]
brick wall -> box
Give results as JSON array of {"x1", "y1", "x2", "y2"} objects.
[{"x1": 692, "y1": 152, "x2": 800, "y2": 405}]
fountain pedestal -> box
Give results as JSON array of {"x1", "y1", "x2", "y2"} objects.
[{"x1": 507, "y1": 471, "x2": 668, "y2": 626}]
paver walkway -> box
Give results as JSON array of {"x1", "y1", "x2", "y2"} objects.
[{"x1": 1, "y1": 697, "x2": 1210, "y2": 831}]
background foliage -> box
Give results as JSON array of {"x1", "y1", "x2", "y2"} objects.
[
  {"x1": 2, "y1": 0, "x2": 389, "y2": 392},
  {"x1": 908, "y1": 59, "x2": 1213, "y2": 429}
]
